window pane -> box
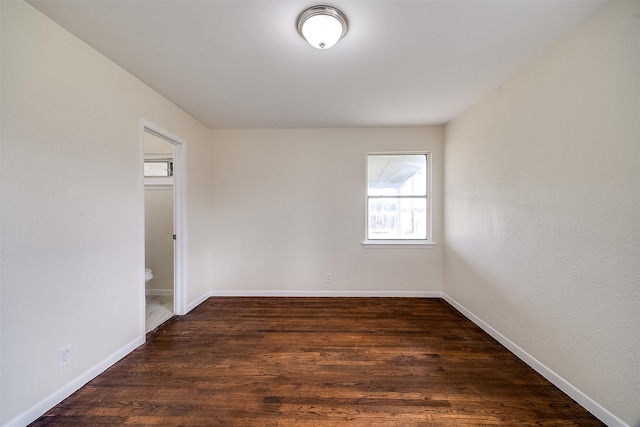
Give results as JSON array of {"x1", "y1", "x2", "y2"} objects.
[
  {"x1": 368, "y1": 154, "x2": 426, "y2": 196},
  {"x1": 368, "y1": 197, "x2": 427, "y2": 240},
  {"x1": 144, "y1": 162, "x2": 170, "y2": 177}
]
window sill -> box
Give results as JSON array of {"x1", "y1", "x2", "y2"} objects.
[{"x1": 361, "y1": 240, "x2": 436, "y2": 249}]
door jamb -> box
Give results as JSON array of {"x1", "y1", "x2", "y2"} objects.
[{"x1": 139, "y1": 119, "x2": 188, "y2": 338}]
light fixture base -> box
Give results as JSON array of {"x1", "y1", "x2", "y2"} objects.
[{"x1": 297, "y1": 5, "x2": 349, "y2": 49}]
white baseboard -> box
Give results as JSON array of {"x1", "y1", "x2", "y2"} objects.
[
  {"x1": 441, "y1": 293, "x2": 628, "y2": 427},
  {"x1": 145, "y1": 288, "x2": 174, "y2": 296},
  {"x1": 4, "y1": 336, "x2": 144, "y2": 427},
  {"x1": 185, "y1": 291, "x2": 212, "y2": 314},
  {"x1": 209, "y1": 290, "x2": 443, "y2": 298},
  {"x1": 12, "y1": 293, "x2": 619, "y2": 427}
]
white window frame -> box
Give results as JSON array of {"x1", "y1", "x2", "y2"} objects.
[
  {"x1": 362, "y1": 151, "x2": 435, "y2": 249},
  {"x1": 144, "y1": 154, "x2": 174, "y2": 186}
]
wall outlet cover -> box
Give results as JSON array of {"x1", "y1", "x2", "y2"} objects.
[{"x1": 59, "y1": 345, "x2": 72, "y2": 368}]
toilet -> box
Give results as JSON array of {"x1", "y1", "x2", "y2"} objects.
[{"x1": 145, "y1": 268, "x2": 154, "y2": 282}]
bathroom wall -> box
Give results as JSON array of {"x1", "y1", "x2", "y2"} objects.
[
  {"x1": 443, "y1": 2, "x2": 640, "y2": 425},
  {"x1": 144, "y1": 132, "x2": 174, "y2": 294},
  {"x1": 0, "y1": 2, "x2": 211, "y2": 425},
  {"x1": 210, "y1": 127, "x2": 444, "y2": 295}
]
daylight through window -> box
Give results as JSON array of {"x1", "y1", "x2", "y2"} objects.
[
  {"x1": 144, "y1": 160, "x2": 173, "y2": 177},
  {"x1": 367, "y1": 154, "x2": 428, "y2": 240}
]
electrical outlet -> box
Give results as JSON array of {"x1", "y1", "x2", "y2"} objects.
[
  {"x1": 325, "y1": 273, "x2": 333, "y2": 283},
  {"x1": 59, "y1": 345, "x2": 72, "y2": 368}
]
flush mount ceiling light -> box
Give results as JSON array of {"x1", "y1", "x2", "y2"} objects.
[{"x1": 297, "y1": 5, "x2": 348, "y2": 49}]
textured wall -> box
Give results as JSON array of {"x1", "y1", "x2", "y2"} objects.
[
  {"x1": 1, "y1": 2, "x2": 211, "y2": 424},
  {"x1": 444, "y1": 2, "x2": 640, "y2": 425},
  {"x1": 210, "y1": 127, "x2": 443, "y2": 294}
]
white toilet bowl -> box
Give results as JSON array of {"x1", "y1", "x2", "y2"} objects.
[{"x1": 145, "y1": 268, "x2": 154, "y2": 282}]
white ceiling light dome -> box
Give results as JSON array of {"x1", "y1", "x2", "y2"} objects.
[{"x1": 297, "y1": 5, "x2": 348, "y2": 49}]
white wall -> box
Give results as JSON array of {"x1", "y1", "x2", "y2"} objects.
[
  {"x1": 144, "y1": 187, "x2": 174, "y2": 292},
  {"x1": 211, "y1": 128, "x2": 443, "y2": 295},
  {"x1": 144, "y1": 133, "x2": 175, "y2": 293},
  {"x1": 4, "y1": 0, "x2": 635, "y2": 425},
  {"x1": 444, "y1": 2, "x2": 640, "y2": 425},
  {"x1": 0, "y1": 2, "x2": 211, "y2": 424}
]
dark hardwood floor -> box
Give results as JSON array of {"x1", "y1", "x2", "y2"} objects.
[{"x1": 33, "y1": 298, "x2": 604, "y2": 426}]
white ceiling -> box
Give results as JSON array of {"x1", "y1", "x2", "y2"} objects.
[{"x1": 28, "y1": 0, "x2": 605, "y2": 129}]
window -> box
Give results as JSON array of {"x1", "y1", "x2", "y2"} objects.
[
  {"x1": 144, "y1": 160, "x2": 173, "y2": 177},
  {"x1": 367, "y1": 153, "x2": 429, "y2": 241}
]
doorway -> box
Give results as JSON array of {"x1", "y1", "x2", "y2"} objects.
[{"x1": 140, "y1": 120, "x2": 187, "y2": 335}]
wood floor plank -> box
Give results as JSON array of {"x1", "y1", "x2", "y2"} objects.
[{"x1": 32, "y1": 298, "x2": 604, "y2": 426}]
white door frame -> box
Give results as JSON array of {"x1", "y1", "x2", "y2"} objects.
[{"x1": 139, "y1": 119, "x2": 188, "y2": 338}]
